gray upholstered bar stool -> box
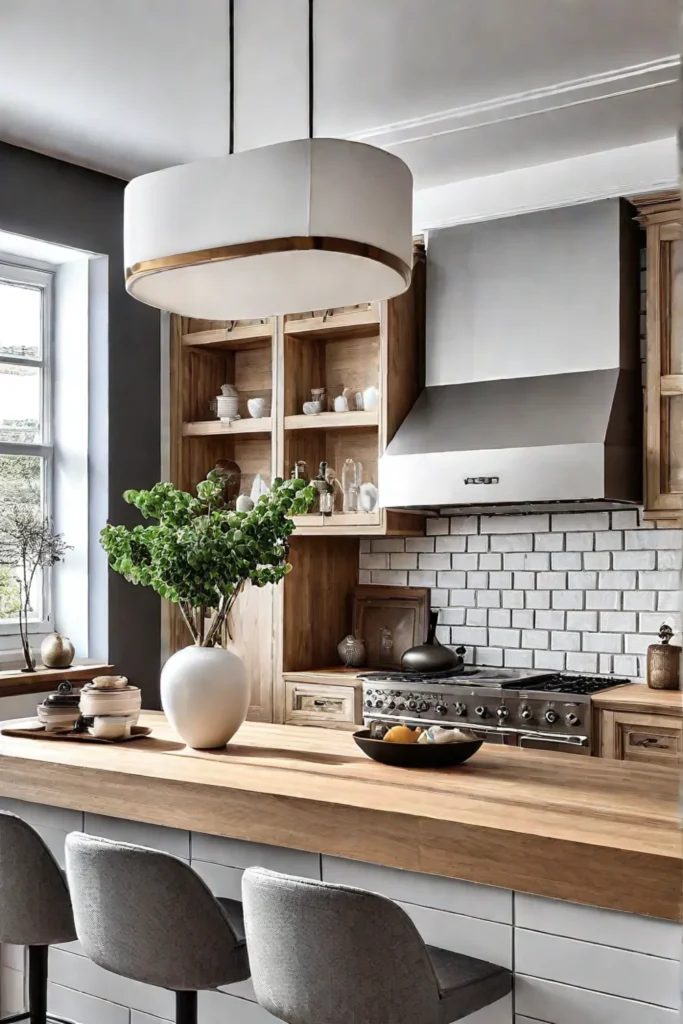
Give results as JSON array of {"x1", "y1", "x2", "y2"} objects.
[
  {"x1": 64, "y1": 832, "x2": 250, "y2": 1024},
  {"x1": 0, "y1": 811, "x2": 77, "y2": 1024},
  {"x1": 242, "y1": 867, "x2": 512, "y2": 1024}
]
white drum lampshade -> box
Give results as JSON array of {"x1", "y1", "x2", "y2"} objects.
[{"x1": 124, "y1": 138, "x2": 414, "y2": 320}]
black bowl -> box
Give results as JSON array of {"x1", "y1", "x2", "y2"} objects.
[{"x1": 353, "y1": 729, "x2": 483, "y2": 768}]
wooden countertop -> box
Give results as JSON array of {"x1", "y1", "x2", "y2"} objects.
[
  {"x1": 593, "y1": 683, "x2": 683, "y2": 717},
  {"x1": 0, "y1": 712, "x2": 679, "y2": 921}
]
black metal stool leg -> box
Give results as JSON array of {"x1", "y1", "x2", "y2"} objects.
[
  {"x1": 28, "y1": 947, "x2": 48, "y2": 1024},
  {"x1": 175, "y1": 992, "x2": 197, "y2": 1024}
]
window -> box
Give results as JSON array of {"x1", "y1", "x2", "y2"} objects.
[{"x1": 0, "y1": 259, "x2": 53, "y2": 631}]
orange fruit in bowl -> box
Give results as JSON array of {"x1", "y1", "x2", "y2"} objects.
[{"x1": 383, "y1": 725, "x2": 421, "y2": 744}]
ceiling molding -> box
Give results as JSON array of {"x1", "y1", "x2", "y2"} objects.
[
  {"x1": 413, "y1": 137, "x2": 678, "y2": 231},
  {"x1": 350, "y1": 57, "x2": 680, "y2": 150}
]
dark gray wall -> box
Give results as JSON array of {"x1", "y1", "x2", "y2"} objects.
[{"x1": 0, "y1": 142, "x2": 161, "y2": 706}]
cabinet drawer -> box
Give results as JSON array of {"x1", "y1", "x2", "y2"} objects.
[
  {"x1": 284, "y1": 680, "x2": 361, "y2": 729},
  {"x1": 602, "y1": 711, "x2": 683, "y2": 764}
]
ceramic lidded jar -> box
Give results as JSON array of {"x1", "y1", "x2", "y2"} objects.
[
  {"x1": 215, "y1": 384, "x2": 240, "y2": 421},
  {"x1": 337, "y1": 635, "x2": 366, "y2": 668}
]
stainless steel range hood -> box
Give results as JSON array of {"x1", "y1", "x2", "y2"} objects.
[{"x1": 379, "y1": 199, "x2": 642, "y2": 513}]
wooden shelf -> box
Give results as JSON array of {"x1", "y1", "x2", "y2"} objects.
[
  {"x1": 285, "y1": 411, "x2": 378, "y2": 431},
  {"x1": 182, "y1": 321, "x2": 273, "y2": 350},
  {"x1": 284, "y1": 306, "x2": 380, "y2": 339},
  {"x1": 183, "y1": 418, "x2": 272, "y2": 438},
  {"x1": 282, "y1": 667, "x2": 365, "y2": 684},
  {"x1": 0, "y1": 662, "x2": 115, "y2": 698}
]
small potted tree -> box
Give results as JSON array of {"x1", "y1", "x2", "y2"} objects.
[{"x1": 100, "y1": 472, "x2": 314, "y2": 748}]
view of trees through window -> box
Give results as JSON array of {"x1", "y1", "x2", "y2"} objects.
[{"x1": 0, "y1": 269, "x2": 50, "y2": 625}]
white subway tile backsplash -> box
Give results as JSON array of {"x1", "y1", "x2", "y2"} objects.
[
  {"x1": 426, "y1": 518, "x2": 449, "y2": 535},
  {"x1": 585, "y1": 590, "x2": 620, "y2": 610},
  {"x1": 489, "y1": 608, "x2": 511, "y2": 628},
  {"x1": 639, "y1": 570, "x2": 681, "y2": 591},
  {"x1": 567, "y1": 571, "x2": 596, "y2": 590},
  {"x1": 563, "y1": 532, "x2": 594, "y2": 551},
  {"x1": 434, "y1": 536, "x2": 467, "y2": 554},
  {"x1": 599, "y1": 570, "x2": 636, "y2": 590},
  {"x1": 505, "y1": 649, "x2": 534, "y2": 669},
  {"x1": 467, "y1": 534, "x2": 489, "y2": 552},
  {"x1": 595, "y1": 530, "x2": 624, "y2": 550},
  {"x1": 451, "y1": 553, "x2": 479, "y2": 570},
  {"x1": 566, "y1": 611, "x2": 597, "y2": 632},
  {"x1": 551, "y1": 552, "x2": 582, "y2": 571},
  {"x1": 489, "y1": 627, "x2": 521, "y2": 648},
  {"x1": 535, "y1": 610, "x2": 565, "y2": 630},
  {"x1": 490, "y1": 534, "x2": 533, "y2": 552},
  {"x1": 418, "y1": 553, "x2": 451, "y2": 570},
  {"x1": 625, "y1": 529, "x2": 682, "y2": 550},
  {"x1": 405, "y1": 537, "x2": 436, "y2": 552},
  {"x1": 582, "y1": 632, "x2": 622, "y2": 654},
  {"x1": 522, "y1": 629, "x2": 548, "y2": 649},
  {"x1": 612, "y1": 550, "x2": 656, "y2": 571},
  {"x1": 534, "y1": 533, "x2": 563, "y2": 551},
  {"x1": 537, "y1": 572, "x2": 568, "y2": 590},
  {"x1": 534, "y1": 650, "x2": 565, "y2": 671},
  {"x1": 481, "y1": 514, "x2": 549, "y2": 534},
  {"x1": 551, "y1": 591, "x2": 583, "y2": 610},
  {"x1": 566, "y1": 652, "x2": 599, "y2": 673},
  {"x1": 582, "y1": 551, "x2": 611, "y2": 570},
  {"x1": 626, "y1": 589, "x2": 655, "y2": 610},
  {"x1": 552, "y1": 511, "x2": 609, "y2": 531},
  {"x1": 449, "y1": 516, "x2": 478, "y2": 534},
  {"x1": 409, "y1": 570, "x2": 437, "y2": 588},
  {"x1": 362, "y1": 510, "x2": 680, "y2": 678},
  {"x1": 600, "y1": 611, "x2": 637, "y2": 633}
]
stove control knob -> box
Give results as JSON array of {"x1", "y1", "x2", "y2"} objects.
[
  {"x1": 475, "y1": 705, "x2": 487, "y2": 718},
  {"x1": 365, "y1": 699, "x2": 373, "y2": 709},
  {"x1": 419, "y1": 701, "x2": 430, "y2": 712},
  {"x1": 565, "y1": 712, "x2": 580, "y2": 727},
  {"x1": 397, "y1": 702, "x2": 405, "y2": 711},
  {"x1": 454, "y1": 702, "x2": 467, "y2": 716},
  {"x1": 545, "y1": 709, "x2": 559, "y2": 725},
  {"x1": 387, "y1": 701, "x2": 396, "y2": 710},
  {"x1": 374, "y1": 700, "x2": 384, "y2": 709},
  {"x1": 408, "y1": 700, "x2": 417, "y2": 711},
  {"x1": 520, "y1": 706, "x2": 533, "y2": 721},
  {"x1": 496, "y1": 706, "x2": 510, "y2": 720},
  {"x1": 436, "y1": 704, "x2": 448, "y2": 716}
]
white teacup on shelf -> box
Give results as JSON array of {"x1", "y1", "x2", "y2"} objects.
[
  {"x1": 334, "y1": 395, "x2": 349, "y2": 413},
  {"x1": 303, "y1": 401, "x2": 321, "y2": 415},
  {"x1": 247, "y1": 397, "x2": 268, "y2": 419},
  {"x1": 362, "y1": 385, "x2": 379, "y2": 411}
]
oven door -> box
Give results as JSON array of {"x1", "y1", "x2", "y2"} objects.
[{"x1": 519, "y1": 732, "x2": 591, "y2": 755}]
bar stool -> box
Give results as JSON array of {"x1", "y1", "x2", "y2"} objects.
[
  {"x1": 0, "y1": 811, "x2": 77, "y2": 1024},
  {"x1": 242, "y1": 867, "x2": 512, "y2": 1024},
  {"x1": 64, "y1": 832, "x2": 249, "y2": 1024}
]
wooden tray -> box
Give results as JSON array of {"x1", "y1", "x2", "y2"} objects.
[
  {"x1": 0, "y1": 723, "x2": 152, "y2": 744},
  {"x1": 352, "y1": 585, "x2": 430, "y2": 669}
]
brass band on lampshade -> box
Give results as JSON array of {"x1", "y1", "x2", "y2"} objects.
[{"x1": 126, "y1": 236, "x2": 413, "y2": 290}]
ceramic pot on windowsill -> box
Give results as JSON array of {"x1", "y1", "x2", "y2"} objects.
[{"x1": 160, "y1": 645, "x2": 250, "y2": 749}]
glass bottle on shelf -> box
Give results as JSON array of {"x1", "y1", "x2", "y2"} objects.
[
  {"x1": 313, "y1": 461, "x2": 335, "y2": 516},
  {"x1": 342, "y1": 459, "x2": 363, "y2": 513}
]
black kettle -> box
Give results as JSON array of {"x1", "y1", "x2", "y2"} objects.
[{"x1": 401, "y1": 611, "x2": 465, "y2": 674}]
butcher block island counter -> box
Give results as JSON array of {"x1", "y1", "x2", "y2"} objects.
[{"x1": 0, "y1": 713, "x2": 680, "y2": 1024}]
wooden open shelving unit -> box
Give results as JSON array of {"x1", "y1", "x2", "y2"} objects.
[{"x1": 168, "y1": 241, "x2": 427, "y2": 723}]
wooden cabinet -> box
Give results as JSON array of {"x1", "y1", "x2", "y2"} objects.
[
  {"x1": 593, "y1": 685, "x2": 683, "y2": 766},
  {"x1": 283, "y1": 670, "x2": 363, "y2": 730},
  {"x1": 167, "y1": 243, "x2": 426, "y2": 723},
  {"x1": 633, "y1": 192, "x2": 683, "y2": 522}
]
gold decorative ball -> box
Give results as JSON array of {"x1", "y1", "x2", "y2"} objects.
[{"x1": 40, "y1": 633, "x2": 75, "y2": 669}]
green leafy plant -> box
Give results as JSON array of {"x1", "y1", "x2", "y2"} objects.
[{"x1": 100, "y1": 473, "x2": 315, "y2": 647}]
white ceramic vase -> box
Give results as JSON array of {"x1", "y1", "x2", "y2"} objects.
[{"x1": 160, "y1": 646, "x2": 250, "y2": 749}]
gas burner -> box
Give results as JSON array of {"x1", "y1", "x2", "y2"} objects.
[
  {"x1": 521, "y1": 674, "x2": 629, "y2": 696},
  {"x1": 360, "y1": 666, "x2": 552, "y2": 688}
]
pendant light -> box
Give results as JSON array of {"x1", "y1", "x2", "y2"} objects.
[{"x1": 123, "y1": 0, "x2": 414, "y2": 320}]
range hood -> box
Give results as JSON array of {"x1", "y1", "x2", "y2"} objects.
[{"x1": 380, "y1": 199, "x2": 642, "y2": 513}]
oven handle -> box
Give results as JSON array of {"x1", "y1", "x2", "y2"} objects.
[
  {"x1": 519, "y1": 731, "x2": 588, "y2": 747},
  {"x1": 364, "y1": 713, "x2": 588, "y2": 745}
]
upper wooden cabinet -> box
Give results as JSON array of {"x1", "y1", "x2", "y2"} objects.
[{"x1": 633, "y1": 192, "x2": 683, "y2": 521}]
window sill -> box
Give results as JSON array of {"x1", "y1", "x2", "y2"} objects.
[{"x1": 0, "y1": 661, "x2": 115, "y2": 698}]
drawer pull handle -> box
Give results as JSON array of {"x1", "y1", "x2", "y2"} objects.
[{"x1": 630, "y1": 733, "x2": 671, "y2": 749}]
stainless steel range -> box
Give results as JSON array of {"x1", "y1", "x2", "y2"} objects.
[{"x1": 361, "y1": 667, "x2": 628, "y2": 754}]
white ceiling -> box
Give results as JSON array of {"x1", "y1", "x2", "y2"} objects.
[{"x1": 0, "y1": 0, "x2": 679, "y2": 188}]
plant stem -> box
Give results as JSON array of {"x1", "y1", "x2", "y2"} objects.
[{"x1": 178, "y1": 601, "x2": 200, "y2": 645}]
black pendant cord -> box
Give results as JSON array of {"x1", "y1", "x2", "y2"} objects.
[
  {"x1": 308, "y1": 0, "x2": 314, "y2": 139},
  {"x1": 228, "y1": 0, "x2": 235, "y2": 154}
]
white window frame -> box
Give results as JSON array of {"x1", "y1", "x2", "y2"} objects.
[{"x1": 0, "y1": 255, "x2": 55, "y2": 637}]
